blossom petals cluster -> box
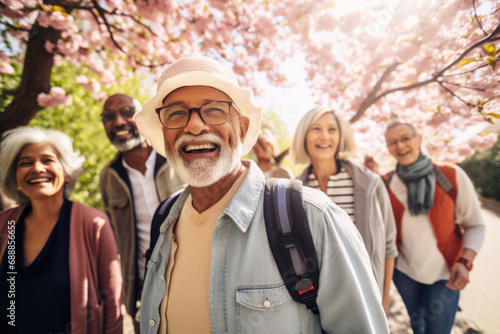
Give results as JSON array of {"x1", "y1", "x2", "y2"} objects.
[
  {"x1": 37, "y1": 87, "x2": 72, "y2": 108},
  {"x1": 0, "y1": 52, "x2": 15, "y2": 74},
  {"x1": 1, "y1": 0, "x2": 499, "y2": 161},
  {"x1": 37, "y1": 10, "x2": 75, "y2": 31}
]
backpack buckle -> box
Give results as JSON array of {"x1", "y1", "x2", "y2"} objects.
[
  {"x1": 295, "y1": 278, "x2": 313, "y2": 292},
  {"x1": 279, "y1": 232, "x2": 298, "y2": 250}
]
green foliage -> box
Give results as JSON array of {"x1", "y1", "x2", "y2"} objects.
[
  {"x1": 27, "y1": 62, "x2": 152, "y2": 209},
  {"x1": 459, "y1": 135, "x2": 500, "y2": 202},
  {"x1": 0, "y1": 60, "x2": 22, "y2": 110}
]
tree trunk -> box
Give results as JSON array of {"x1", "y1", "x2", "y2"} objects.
[{"x1": 0, "y1": 22, "x2": 61, "y2": 137}]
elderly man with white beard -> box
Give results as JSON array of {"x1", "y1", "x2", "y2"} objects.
[{"x1": 135, "y1": 56, "x2": 389, "y2": 334}]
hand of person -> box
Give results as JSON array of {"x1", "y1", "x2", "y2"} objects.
[{"x1": 445, "y1": 262, "x2": 470, "y2": 291}]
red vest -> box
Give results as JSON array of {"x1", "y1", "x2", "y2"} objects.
[{"x1": 383, "y1": 163, "x2": 463, "y2": 270}]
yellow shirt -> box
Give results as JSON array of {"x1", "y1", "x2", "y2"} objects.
[{"x1": 159, "y1": 169, "x2": 247, "y2": 333}]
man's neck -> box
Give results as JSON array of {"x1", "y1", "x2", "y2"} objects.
[
  {"x1": 189, "y1": 162, "x2": 245, "y2": 213},
  {"x1": 122, "y1": 143, "x2": 154, "y2": 175}
]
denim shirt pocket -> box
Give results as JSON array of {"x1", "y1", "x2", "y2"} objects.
[{"x1": 235, "y1": 285, "x2": 303, "y2": 334}]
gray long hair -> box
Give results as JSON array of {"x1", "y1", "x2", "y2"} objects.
[{"x1": 0, "y1": 127, "x2": 85, "y2": 205}]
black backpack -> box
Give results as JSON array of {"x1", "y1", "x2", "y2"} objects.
[{"x1": 144, "y1": 178, "x2": 321, "y2": 316}]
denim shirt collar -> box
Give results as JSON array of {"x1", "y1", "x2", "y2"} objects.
[
  {"x1": 223, "y1": 160, "x2": 265, "y2": 233},
  {"x1": 159, "y1": 159, "x2": 265, "y2": 234}
]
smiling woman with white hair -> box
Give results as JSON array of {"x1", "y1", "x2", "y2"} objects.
[
  {"x1": 0, "y1": 126, "x2": 123, "y2": 334},
  {"x1": 384, "y1": 120, "x2": 486, "y2": 334},
  {"x1": 290, "y1": 106, "x2": 398, "y2": 314}
]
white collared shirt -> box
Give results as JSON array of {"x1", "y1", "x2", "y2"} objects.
[{"x1": 123, "y1": 150, "x2": 160, "y2": 280}]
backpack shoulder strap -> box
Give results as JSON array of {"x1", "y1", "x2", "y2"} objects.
[
  {"x1": 384, "y1": 166, "x2": 455, "y2": 201},
  {"x1": 263, "y1": 178, "x2": 320, "y2": 315},
  {"x1": 432, "y1": 164, "x2": 455, "y2": 199},
  {"x1": 144, "y1": 189, "x2": 182, "y2": 279}
]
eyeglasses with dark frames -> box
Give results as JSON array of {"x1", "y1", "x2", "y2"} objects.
[
  {"x1": 386, "y1": 134, "x2": 417, "y2": 148},
  {"x1": 101, "y1": 106, "x2": 136, "y2": 124},
  {"x1": 156, "y1": 101, "x2": 232, "y2": 130}
]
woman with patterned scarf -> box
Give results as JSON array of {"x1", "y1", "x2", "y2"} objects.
[{"x1": 383, "y1": 120, "x2": 485, "y2": 334}]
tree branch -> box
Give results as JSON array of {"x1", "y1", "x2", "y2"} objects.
[
  {"x1": 108, "y1": 8, "x2": 165, "y2": 41},
  {"x1": 472, "y1": 0, "x2": 487, "y2": 36},
  {"x1": 441, "y1": 58, "x2": 498, "y2": 77},
  {"x1": 83, "y1": 3, "x2": 172, "y2": 67},
  {"x1": 349, "y1": 22, "x2": 500, "y2": 123},
  {"x1": 433, "y1": 22, "x2": 500, "y2": 78},
  {"x1": 349, "y1": 62, "x2": 400, "y2": 123},
  {"x1": 438, "y1": 81, "x2": 475, "y2": 108},
  {"x1": 441, "y1": 80, "x2": 486, "y2": 92},
  {"x1": 91, "y1": 0, "x2": 125, "y2": 53}
]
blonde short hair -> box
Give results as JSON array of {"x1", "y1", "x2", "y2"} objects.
[
  {"x1": 290, "y1": 106, "x2": 355, "y2": 164},
  {"x1": 0, "y1": 127, "x2": 85, "y2": 204}
]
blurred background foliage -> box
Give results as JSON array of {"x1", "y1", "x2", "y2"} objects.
[
  {"x1": 459, "y1": 135, "x2": 500, "y2": 203},
  {"x1": 0, "y1": 60, "x2": 153, "y2": 209}
]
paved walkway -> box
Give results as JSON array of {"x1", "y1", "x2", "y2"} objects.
[
  {"x1": 388, "y1": 206, "x2": 500, "y2": 333},
  {"x1": 459, "y1": 206, "x2": 500, "y2": 333}
]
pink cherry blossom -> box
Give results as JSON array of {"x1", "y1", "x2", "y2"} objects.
[
  {"x1": 76, "y1": 75, "x2": 102, "y2": 93},
  {"x1": 0, "y1": 52, "x2": 15, "y2": 74},
  {"x1": 37, "y1": 87, "x2": 72, "y2": 108},
  {"x1": 1, "y1": 0, "x2": 498, "y2": 162}
]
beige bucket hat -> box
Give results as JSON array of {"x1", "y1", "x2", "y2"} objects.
[{"x1": 135, "y1": 56, "x2": 262, "y2": 157}]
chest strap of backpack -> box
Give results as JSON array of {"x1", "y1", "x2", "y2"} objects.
[{"x1": 263, "y1": 178, "x2": 320, "y2": 315}]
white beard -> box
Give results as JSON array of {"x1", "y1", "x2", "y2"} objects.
[
  {"x1": 114, "y1": 136, "x2": 143, "y2": 152},
  {"x1": 165, "y1": 133, "x2": 242, "y2": 187}
]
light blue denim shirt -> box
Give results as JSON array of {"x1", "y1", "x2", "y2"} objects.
[{"x1": 140, "y1": 160, "x2": 389, "y2": 334}]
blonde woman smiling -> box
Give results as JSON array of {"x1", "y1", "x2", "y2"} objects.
[{"x1": 290, "y1": 106, "x2": 397, "y2": 314}]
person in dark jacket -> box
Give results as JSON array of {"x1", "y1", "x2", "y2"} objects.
[{"x1": 99, "y1": 94, "x2": 185, "y2": 329}]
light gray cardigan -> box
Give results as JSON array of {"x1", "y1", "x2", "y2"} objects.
[{"x1": 297, "y1": 159, "x2": 398, "y2": 293}]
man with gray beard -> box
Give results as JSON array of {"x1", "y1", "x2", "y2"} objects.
[
  {"x1": 99, "y1": 94, "x2": 185, "y2": 332},
  {"x1": 135, "y1": 57, "x2": 389, "y2": 334}
]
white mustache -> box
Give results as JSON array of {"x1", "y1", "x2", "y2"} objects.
[{"x1": 174, "y1": 133, "x2": 225, "y2": 152}]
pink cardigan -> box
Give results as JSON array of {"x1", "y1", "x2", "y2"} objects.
[{"x1": 0, "y1": 202, "x2": 123, "y2": 334}]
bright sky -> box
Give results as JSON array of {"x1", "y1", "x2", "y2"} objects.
[
  {"x1": 256, "y1": 0, "x2": 393, "y2": 135},
  {"x1": 256, "y1": 53, "x2": 314, "y2": 135}
]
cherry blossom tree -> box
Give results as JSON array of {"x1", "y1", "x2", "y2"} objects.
[
  {"x1": 0, "y1": 0, "x2": 499, "y2": 162},
  {"x1": 293, "y1": 0, "x2": 500, "y2": 162}
]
